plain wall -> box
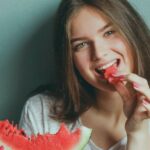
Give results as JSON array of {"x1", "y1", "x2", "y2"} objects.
[
  {"x1": 0, "y1": 0, "x2": 61, "y2": 122},
  {"x1": 0, "y1": 0, "x2": 149, "y2": 123}
]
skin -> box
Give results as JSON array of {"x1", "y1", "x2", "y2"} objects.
[
  {"x1": 70, "y1": 6, "x2": 150, "y2": 150},
  {"x1": 71, "y1": 7, "x2": 134, "y2": 93}
]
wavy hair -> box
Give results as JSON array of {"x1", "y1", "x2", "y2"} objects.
[{"x1": 51, "y1": 0, "x2": 150, "y2": 123}]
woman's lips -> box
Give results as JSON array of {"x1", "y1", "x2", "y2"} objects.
[{"x1": 95, "y1": 58, "x2": 120, "y2": 80}]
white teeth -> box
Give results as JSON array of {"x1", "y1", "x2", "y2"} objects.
[{"x1": 97, "y1": 59, "x2": 117, "y2": 71}]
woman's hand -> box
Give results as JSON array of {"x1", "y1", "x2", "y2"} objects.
[
  {"x1": 111, "y1": 73, "x2": 150, "y2": 134},
  {"x1": 111, "y1": 73, "x2": 150, "y2": 150}
]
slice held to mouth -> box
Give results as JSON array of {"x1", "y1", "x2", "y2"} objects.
[{"x1": 96, "y1": 59, "x2": 125, "y2": 84}]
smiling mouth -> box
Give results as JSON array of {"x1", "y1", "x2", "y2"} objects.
[{"x1": 95, "y1": 59, "x2": 120, "y2": 78}]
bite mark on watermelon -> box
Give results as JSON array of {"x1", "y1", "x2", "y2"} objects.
[{"x1": 0, "y1": 120, "x2": 92, "y2": 150}]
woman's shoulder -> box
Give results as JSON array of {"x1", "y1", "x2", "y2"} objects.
[
  {"x1": 24, "y1": 84, "x2": 63, "y2": 115},
  {"x1": 19, "y1": 84, "x2": 81, "y2": 135},
  {"x1": 19, "y1": 93, "x2": 62, "y2": 135},
  {"x1": 24, "y1": 93, "x2": 56, "y2": 111}
]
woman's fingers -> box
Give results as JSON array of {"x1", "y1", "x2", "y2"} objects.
[
  {"x1": 126, "y1": 73, "x2": 149, "y2": 88},
  {"x1": 125, "y1": 73, "x2": 150, "y2": 100},
  {"x1": 135, "y1": 95, "x2": 150, "y2": 120},
  {"x1": 112, "y1": 72, "x2": 150, "y2": 120},
  {"x1": 113, "y1": 81, "x2": 136, "y2": 117},
  {"x1": 133, "y1": 86, "x2": 150, "y2": 100},
  {"x1": 112, "y1": 73, "x2": 150, "y2": 99},
  {"x1": 113, "y1": 81, "x2": 131, "y2": 103},
  {"x1": 112, "y1": 73, "x2": 149, "y2": 88},
  {"x1": 113, "y1": 82, "x2": 132, "y2": 117},
  {"x1": 142, "y1": 101, "x2": 150, "y2": 114}
]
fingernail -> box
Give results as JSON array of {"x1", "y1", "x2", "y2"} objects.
[
  {"x1": 108, "y1": 77, "x2": 113, "y2": 83},
  {"x1": 133, "y1": 82, "x2": 140, "y2": 89},
  {"x1": 142, "y1": 99, "x2": 149, "y2": 105}
]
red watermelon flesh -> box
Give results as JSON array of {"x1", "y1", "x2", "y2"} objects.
[
  {"x1": 104, "y1": 64, "x2": 125, "y2": 84},
  {"x1": 104, "y1": 64, "x2": 117, "y2": 79},
  {"x1": 0, "y1": 120, "x2": 92, "y2": 150}
]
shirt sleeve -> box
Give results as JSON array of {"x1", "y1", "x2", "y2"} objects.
[
  {"x1": 19, "y1": 95, "x2": 42, "y2": 135},
  {"x1": 19, "y1": 94, "x2": 59, "y2": 136}
]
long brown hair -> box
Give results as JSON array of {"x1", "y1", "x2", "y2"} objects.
[{"x1": 51, "y1": 0, "x2": 150, "y2": 123}]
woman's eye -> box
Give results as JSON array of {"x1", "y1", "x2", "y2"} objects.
[
  {"x1": 104, "y1": 30, "x2": 116, "y2": 37},
  {"x1": 73, "y1": 42, "x2": 89, "y2": 51}
]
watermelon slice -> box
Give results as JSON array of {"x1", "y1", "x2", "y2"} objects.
[
  {"x1": 0, "y1": 120, "x2": 92, "y2": 150},
  {"x1": 104, "y1": 64, "x2": 117, "y2": 80},
  {"x1": 104, "y1": 64, "x2": 124, "y2": 84}
]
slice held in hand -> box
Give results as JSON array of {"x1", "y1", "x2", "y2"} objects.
[
  {"x1": 0, "y1": 120, "x2": 92, "y2": 150},
  {"x1": 97, "y1": 62, "x2": 125, "y2": 84},
  {"x1": 104, "y1": 64, "x2": 126, "y2": 83}
]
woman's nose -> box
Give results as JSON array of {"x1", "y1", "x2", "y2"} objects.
[{"x1": 92, "y1": 41, "x2": 109, "y2": 61}]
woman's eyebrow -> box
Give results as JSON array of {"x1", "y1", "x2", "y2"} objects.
[
  {"x1": 98, "y1": 22, "x2": 112, "y2": 33},
  {"x1": 71, "y1": 37, "x2": 87, "y2": 44},
  {"x1": 71, "y1": 22, "x2": 112, "y2": 44}
]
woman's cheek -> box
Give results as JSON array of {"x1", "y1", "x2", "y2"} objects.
[
  {"x1": 113, "y1": 38, "x2": 134, "y2": 72},
  {"x1": 73, "y1": 52, "x2": 90, "y2": 72}
]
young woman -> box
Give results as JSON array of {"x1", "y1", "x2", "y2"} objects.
[{"x1": 19, "y1": 0, "x2": 150, "y2": 149}]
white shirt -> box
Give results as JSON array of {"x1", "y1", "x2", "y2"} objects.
[{"x1": 19, "y1": 94, "x2": 129, "y2": 150}]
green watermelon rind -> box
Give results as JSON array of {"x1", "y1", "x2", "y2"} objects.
[{"x1": 72, "y1": 126, "x2": 92, "y2": 150}]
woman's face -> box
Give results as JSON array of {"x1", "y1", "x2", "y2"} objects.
[{"x1": 70, "y1": 6, "x2": 135, "y2": 92}]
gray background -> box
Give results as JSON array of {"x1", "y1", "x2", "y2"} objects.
[{"x1": 0, "y1": 0, "x2": 149, "y2": 123}]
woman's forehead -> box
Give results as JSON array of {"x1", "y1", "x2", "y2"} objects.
[{"x1": 69, "y1": 6, "x2": 112, "y2": 38}]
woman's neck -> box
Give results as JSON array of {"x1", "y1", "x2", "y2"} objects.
[
  {"x1": 93, "y1": 90, "x2": 125, "y2": 118},
  {"x1": 80, "y1": 90, "x2": 127, "y2": 133},
  {"x1": 80, "y1": 90, "x2": 127, "y2": 150}
]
